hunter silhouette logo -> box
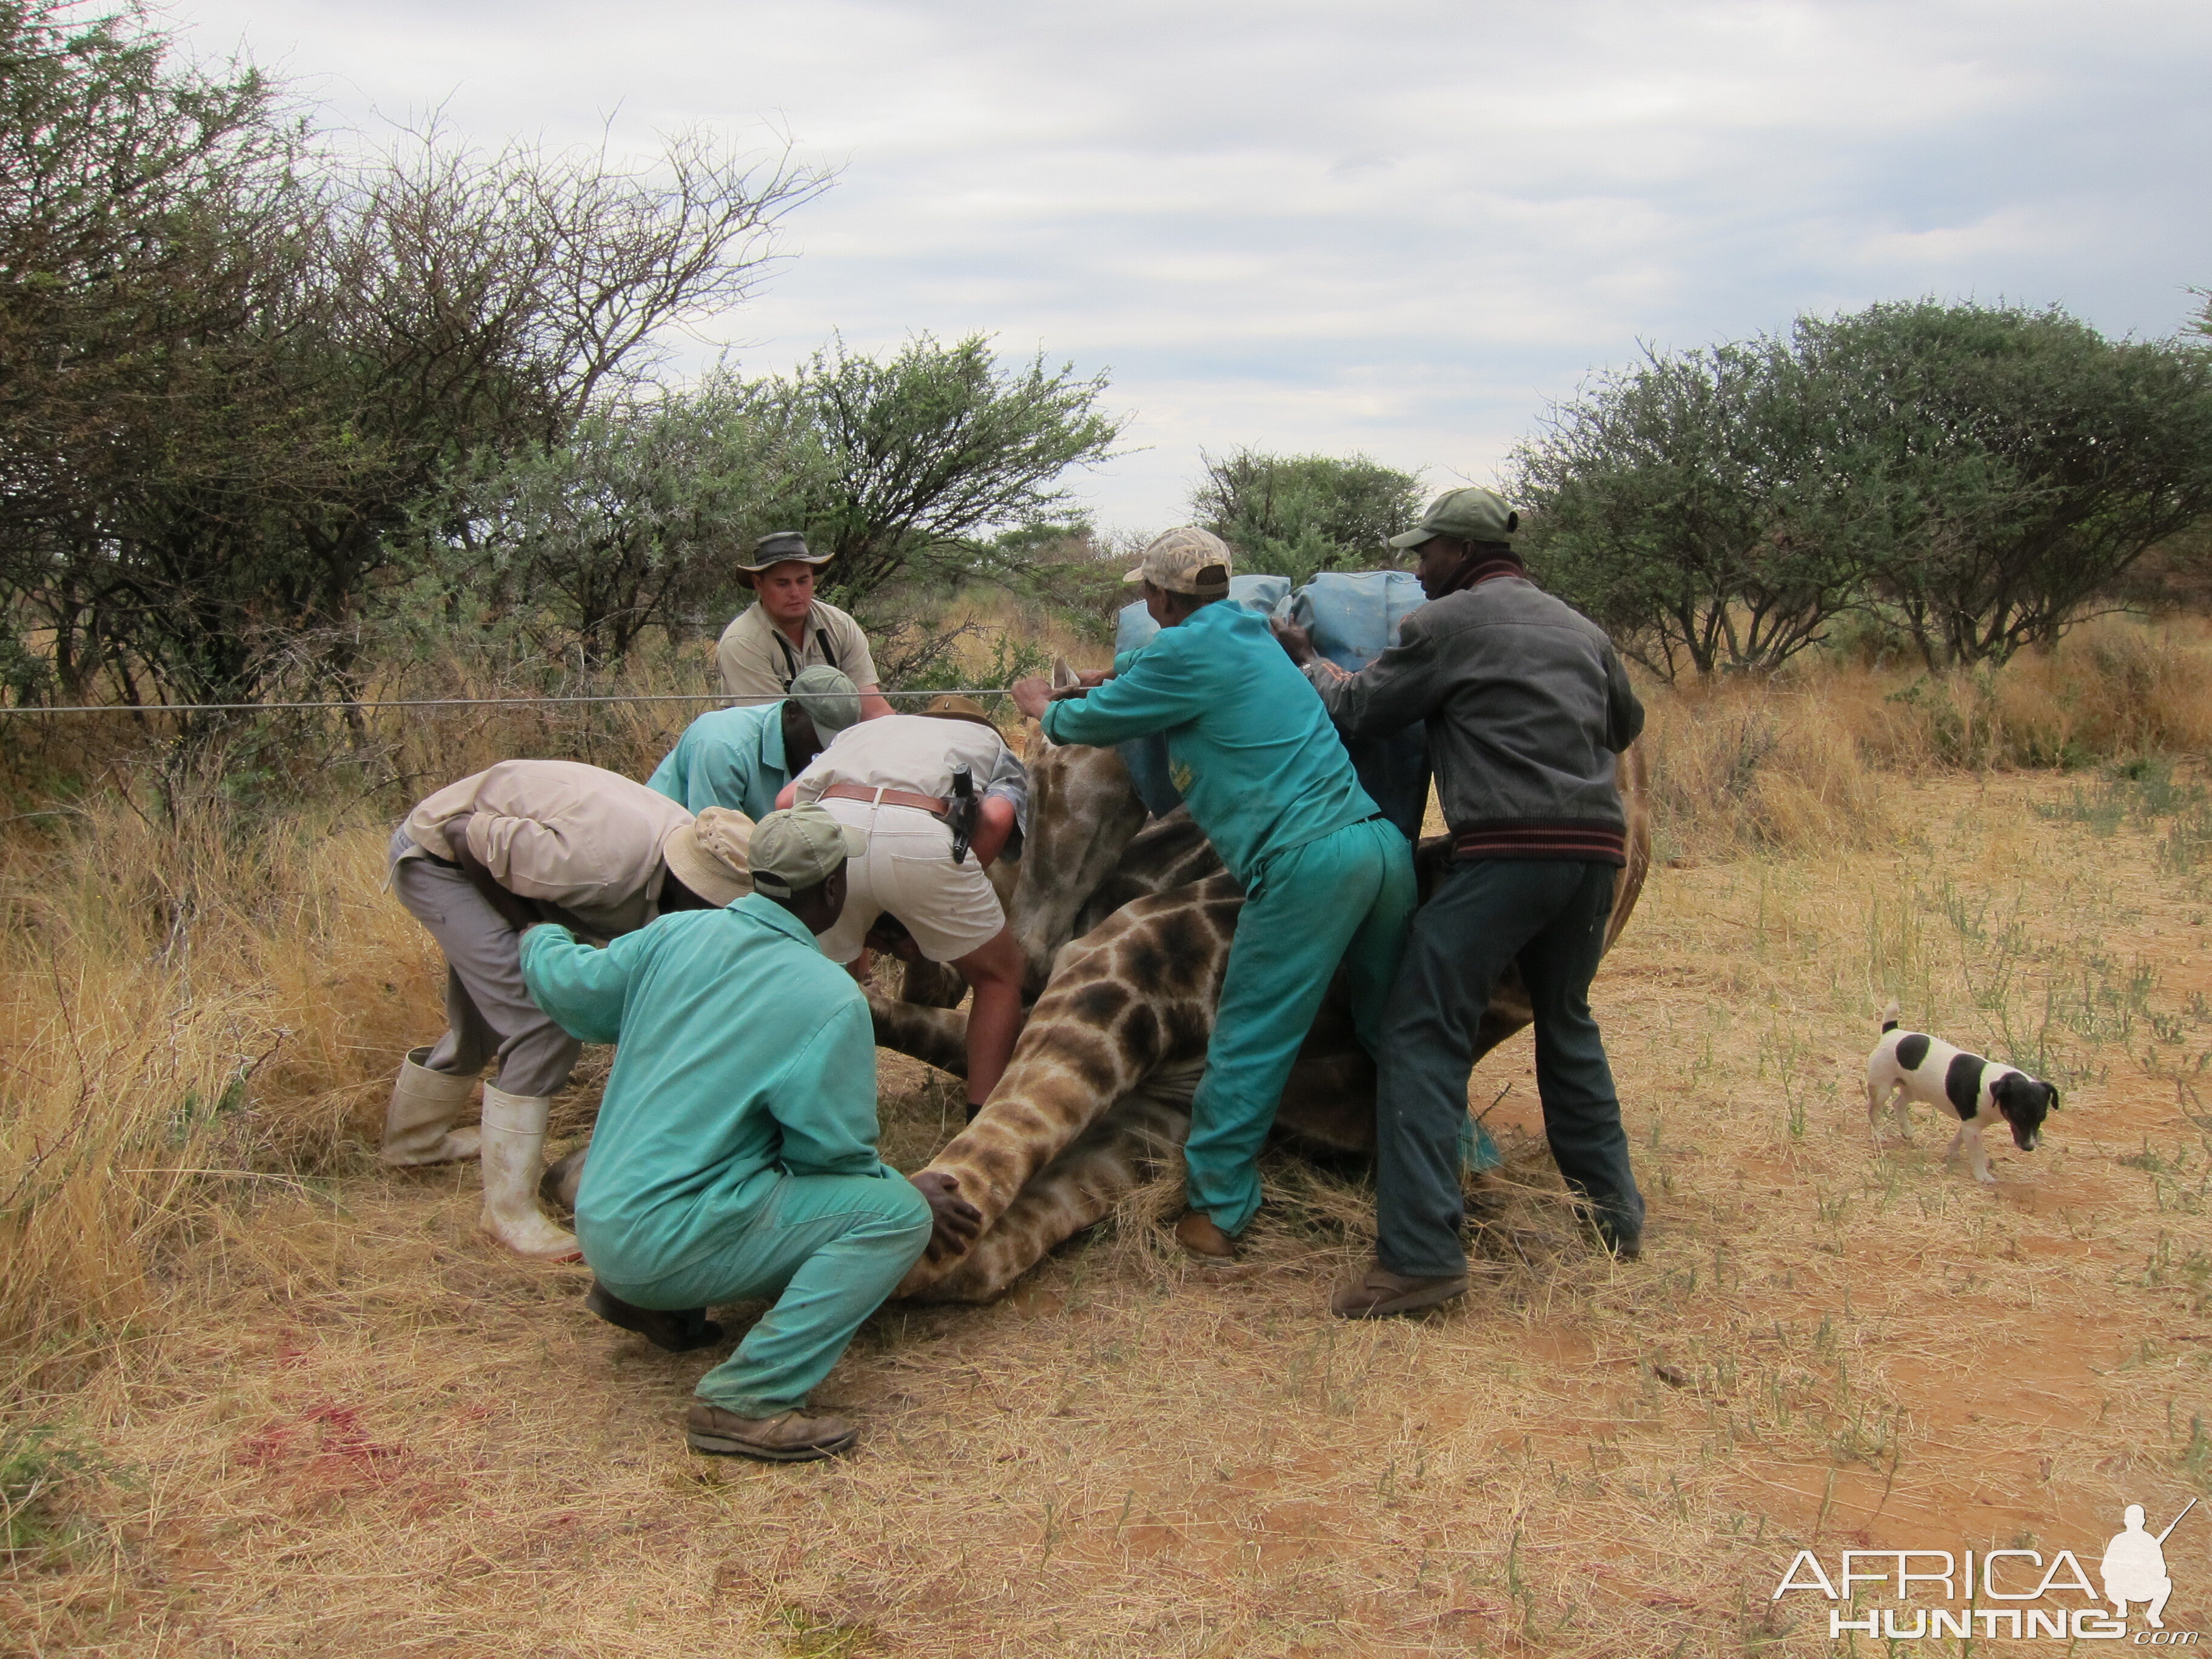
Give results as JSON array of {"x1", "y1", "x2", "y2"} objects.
[
  {"x1": 1772, "y1": 1498, "x2": 2199, "y2": 1642},
  {"x1": 2104, "y1": 1500, "x2": 2192, "y2": 1631}
]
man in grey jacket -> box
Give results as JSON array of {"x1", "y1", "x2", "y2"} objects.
[{"x1": 1279, "y1": 486, "x2": 1646, "y2": 1318}]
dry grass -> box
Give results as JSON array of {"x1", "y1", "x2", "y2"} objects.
[{"x1": 5, "y1": 617, "x2": 2212, "y2": 1655}]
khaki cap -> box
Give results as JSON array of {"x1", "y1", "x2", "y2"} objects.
[
  {"x1": 737, "y1": 530, "x2": 832, "y2": 573},
  {"x1": 749, "y1": 804, "x2": 867, "y2": 898},
  {"x1": 1389, "y1": 486, "x2": 1520, "y2": 549},
  {"x1": 916, "y1": 693, "x2": 1001, "y2": 734},
  {"x1": 660, "y1": 807, "x2": 754, "y2": 908},
  {"x1": 1124, "y1": 527, "x2": 1233, "y2": 596}
]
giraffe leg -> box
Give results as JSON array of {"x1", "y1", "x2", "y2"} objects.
[{"x1": 899, "y1": 1093, "x2": 1190, "y2": 1302}]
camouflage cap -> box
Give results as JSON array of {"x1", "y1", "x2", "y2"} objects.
[
  {"x1": 737, "y1": 530, "x2": 832, "y2": 572},
  {"x1": 1389, "y1": 486, "x2": 1520, "y2": 550},
  {"x1": 749, "y1": 804, "x2": 866, "y2": 899},
  {"x1": 1124, "y1": 527, "x2": 1233, "y2": 597}
]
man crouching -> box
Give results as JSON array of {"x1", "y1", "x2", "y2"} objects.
[{"x1": 519, "y1": 805, "x2": 981, "y2": 1462}]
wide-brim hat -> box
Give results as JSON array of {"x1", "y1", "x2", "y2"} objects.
[
  {"x1": 736, "y1": 529, "x2": 833, "y2": 574},
  {"x1": 660, "y1": 808, "x2": 754, "y2": 908},
  {"x1": 916, "y1": 693, "x2": 1002, "y2": 734},
  {"x1": 786, "y1": 665, "x2": 862, "y2": 742}
]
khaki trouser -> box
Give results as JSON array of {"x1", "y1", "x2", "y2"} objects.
[{"x1": 387, "y1": 826, "x2": 581, "y2": 1098}]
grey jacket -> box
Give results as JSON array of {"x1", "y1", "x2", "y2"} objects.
[{"x1": 1307, "y1": 575, "x2": 1643, "y2": 855}]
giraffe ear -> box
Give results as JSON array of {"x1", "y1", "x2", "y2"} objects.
[{"x1": 1050, "y1": 655, "x2": 1078, "y2": 691}]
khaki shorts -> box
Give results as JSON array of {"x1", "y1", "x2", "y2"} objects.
[{"x1": 812, "y1": 797, "x2": 1006, "y2": 965}]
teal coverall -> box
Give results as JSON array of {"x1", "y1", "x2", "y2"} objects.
[
  {"x1": 520, "y1": 897, "x2": 930, "y2": 1418},
  {"x1": 1041, "y1": 600, "x2": 1416, "y2": 1235},
  {"x1": 645, "y1": 703, "x2": 790, "y2": 819}
]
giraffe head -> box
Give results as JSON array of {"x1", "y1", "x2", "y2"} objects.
[{"x1": 1004, "y1": 658, "x2": 1150, "y2": 995}]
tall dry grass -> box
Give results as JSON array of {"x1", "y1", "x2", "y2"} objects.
[{"x1": 1641, "y1": 614, "x2": 2212, "y2": 859}]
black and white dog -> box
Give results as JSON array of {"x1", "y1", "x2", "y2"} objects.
[{"x1": 1865, "y1": 1002, "x2": 2056, "y2": 1184}]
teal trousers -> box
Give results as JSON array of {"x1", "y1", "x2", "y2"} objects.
[
  {"x1": 1185, "y1": 816, "x2": 1416, "y2": 1235},
  {"x1": 597, "y1": 1171, "x2": 931, "y2": 1418}
]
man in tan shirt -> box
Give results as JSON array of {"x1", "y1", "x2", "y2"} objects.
[
  {"x1": 717, "y1": 531, "x2": 895, "y2": 720},
  {"x1": 777, "y1": 699, "x2": 1027, "y2": 1118},
  {"x1": 384, "y1": 760, "x2": 752, "y2": 1258}
]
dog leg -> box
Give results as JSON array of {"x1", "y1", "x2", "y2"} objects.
[
  {"x1": 1891, "y1": 1093, "x2": 1913, "y2": 1144},
  {"x1": 1942, "y1": 1125, "x2": 1965, "y2": 1170},
  {"x1": 1964, "y1": 1124, "x2": 1995, "y2": 1185},
  {"x1": 1865, "y1": 1079, "x2": 1886, "y2": 1144}
]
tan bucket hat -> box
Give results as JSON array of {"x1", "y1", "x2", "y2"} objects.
[{"x1": 660, "y1": 806, "x2": 754, "y2": 908}]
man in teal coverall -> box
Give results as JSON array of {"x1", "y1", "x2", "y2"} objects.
[
  {"x1": 1011, "y1": 528, "x2": 1416, "y2": 1262},
  {"x1": 645, "y1": 665, "x2": 860, "y2": 818},
  {"x1": 519, "y1": 805, "x2": 982, "y2": 1462}
]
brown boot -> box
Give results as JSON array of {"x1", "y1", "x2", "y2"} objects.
[
  {"x1": 1173, "y1": 1208, "x2": 1239, "y2": 1262},
  {"x1": 685, "y1": 1403, "x2": 858, "y2": 1462},
  {"x1": 1330, "y1": 1263, "x2": 1470, "y2": 1319},
  {"x1": 585, "y1": 1280, "x2": 722, "y2": 1353}
]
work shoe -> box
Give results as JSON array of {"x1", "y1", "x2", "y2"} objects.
[
  {"x1": 539, "y1": 1145, "x2": 589, "y2": 1213},
  {"x1": 585, "y1": 1281, "x2": 723, "y2": 1354},
  {"x1": 478, "y1": 1084, "x2": 580, "y2": 1260},
  {"x1": 685, "y1": 1404, "x2": 858, "y2": 1463},
  {"x1": 1173, "y1": 1208, "x2": 1239, "y2": 1262},
  {"x1": 379, "y1": 1047, "x2": 481, "y2": 1167},
  {"x1": 1330, "y1": 1263, "x2": 1470, "y2": 1319}
]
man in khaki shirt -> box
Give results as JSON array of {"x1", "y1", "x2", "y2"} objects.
[
  {"x1": 385, "y1": 759, "x2": 752, "y2": 1259},
  {"x1": 717, "y1": 531, "x2": 895, "y2": 719},
  {"x1": 777, "y1": 699, "x2": 1028, "y2": 1118}
]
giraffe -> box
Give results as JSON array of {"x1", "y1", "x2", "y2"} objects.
[{"x1": 869, "y1": 708, "x2": 1653, "y2": 1303}]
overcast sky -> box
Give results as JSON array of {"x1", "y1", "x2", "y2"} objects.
[{"x1": 170, "y1": 0, "x2": 2212, "y2": 533}]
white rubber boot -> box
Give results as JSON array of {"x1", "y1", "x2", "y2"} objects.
[
  {"x1": 478, "y1": 1084, "x2": 580, "y2": 1259},
  {"x1": 380, "y1": 1047, "x2": 481, "y2": 1167}
]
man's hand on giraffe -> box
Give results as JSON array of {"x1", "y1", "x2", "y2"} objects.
[{"x1": 912, "y1": 1170, "x2": 983, "y2": 1260}]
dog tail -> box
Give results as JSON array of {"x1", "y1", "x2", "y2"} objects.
[{"x1": 1879, "y1": 999, "x2": 1900, "y2": 1034}]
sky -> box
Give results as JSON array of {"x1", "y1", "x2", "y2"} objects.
[{"x1": 167, "y1": 0, "x2": 2212, "y2": 534}]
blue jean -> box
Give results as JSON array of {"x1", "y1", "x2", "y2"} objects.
[
  {"x1": 597, "y1": 1171, "x2": 930, "y2": 1418},
  {"x1": 1375, "y1": 859, "x2": 1643, "y2": 1278},
  {"x1": 1185, "y1": 817, "x2": 1416, "y2": 1235}
]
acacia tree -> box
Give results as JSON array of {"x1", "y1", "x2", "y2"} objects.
[
  {"x1": 1514, "y1": 340, "x2": 1884, "y2": 680},
  {"x1": 1190, "y1": 449, "x2": 1423, "y2": 585},
  {"x1": 437, "y1": 376, "x2": 826, "y2": 669},
  {"x1": 764, "y1": 333, "x2": 1124, "y2": 610},
  {"x1": 0, "y1": 0, "x2": 833, "y2": 715},
  {"x1": 1794, "y1": 301, "x2": 2212, "y2": 666}
]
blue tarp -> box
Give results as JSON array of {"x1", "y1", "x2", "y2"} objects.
[{"x1": 1291, "y1": 571, "x2": 1430, "y2": 841}]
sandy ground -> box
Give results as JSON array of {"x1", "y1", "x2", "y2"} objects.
[{"x1": 6, "y1": 773, "x2": 2211, "y2": 1657}]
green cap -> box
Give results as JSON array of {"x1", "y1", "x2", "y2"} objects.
[
  {"x1": 1389, "y1": 486, "x2": 1520, "y2": 550},
  {"x1": 749, "y1": 804, "x2": 866, "y2": 898},
  {"x1": 786, "y1": 665, "x2": 860, "y2": 740}
]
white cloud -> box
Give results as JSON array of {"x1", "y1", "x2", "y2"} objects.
[{"x1": 169, "y1": 0, "x2": 2212, "y2": 528}]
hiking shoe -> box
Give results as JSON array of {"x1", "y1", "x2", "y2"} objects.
[
  {"x1": 685, "y1": 1404, "x2": 858, "y2": 1463},
  {"x1": 1173, "y1": 1209, "x2": 1239, "y2": 1263},
  {"x1": 586, "y1": 1281, "x2": 723, "y2": 1353},
  {"x1": 1330, "y1": 1264, "x2": 1470, "y2": 1319}
]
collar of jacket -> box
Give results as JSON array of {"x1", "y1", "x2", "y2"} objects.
[{"x1": 734, "y1": 891, "x2": 819, "y2": 943}]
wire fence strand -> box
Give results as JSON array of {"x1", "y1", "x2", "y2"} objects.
[{"x1": 0, "y1": 687, "x2": 1020, "y2": 717}]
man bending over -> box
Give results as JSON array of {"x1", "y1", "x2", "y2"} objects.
[{"x1": 520, "y1": 805, "x2": 982, "y2": 1462}]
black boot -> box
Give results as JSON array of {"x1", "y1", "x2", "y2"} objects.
[{"x1": 585, "y1": 1280, "x2": 723, "y2": 1353}]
